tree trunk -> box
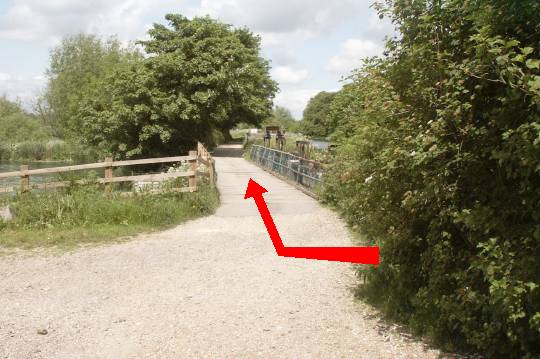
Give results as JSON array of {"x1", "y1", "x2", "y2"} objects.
[{"x1": 222, "y1": 128, "x2": 233, "y2": 142}]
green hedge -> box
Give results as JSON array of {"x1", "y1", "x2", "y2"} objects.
[{"x1": 322, "y1": 1, "x2": 540, "y2": 357}]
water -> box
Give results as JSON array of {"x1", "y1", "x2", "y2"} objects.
[
  {"x1": 310, "y1": 140, "x2": 331, "y2": 150},
  {"x1": 0, "y1": 161, "x2": 72, "y2": 190}
]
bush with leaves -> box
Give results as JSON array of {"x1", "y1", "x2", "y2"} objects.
[
  {"x1": 0, "y1": 97, "x2": 50, "y2": 145},
  {"x1": 323, "y1": 1, "x2": 540, "y2": 357},
  {"x1": 77, "y1": 15, "x2": 277, "y2": 159},
  {"x1": 300, "y1": 91, "x2": 337, "y2": 138},
  {"x1": 43, "y1": 34, "x2": 141, "y2": 139}
]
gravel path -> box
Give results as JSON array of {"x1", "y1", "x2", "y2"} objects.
[{"x1": 0, "y1": 145, "x2": 440, "y2": 358}]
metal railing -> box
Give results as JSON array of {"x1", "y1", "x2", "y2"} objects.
[{"x1": 249, "y1": 145, "x2": 323, "y2": 193}]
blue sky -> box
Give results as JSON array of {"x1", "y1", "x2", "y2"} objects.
[{"x1": 0, "y1": 0, "x2": 394, "y2": 118}]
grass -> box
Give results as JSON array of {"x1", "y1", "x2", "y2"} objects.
[
  {"x1": 0, "y1": 140, "x2": 99, "y2": 162},
  {"x1": 0, "y1": 183, "x2": 220, "y2": 250}
]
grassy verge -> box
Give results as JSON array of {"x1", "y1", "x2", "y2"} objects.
[{"x1": 0, "y1": 184, "x2": 219, "y2": 250}]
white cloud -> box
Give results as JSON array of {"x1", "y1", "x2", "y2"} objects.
[
  {"x1": 326, "y1": 38, "x2": 383, "y2": 74},
  {"x1": 259, "y1": 29, "x2": 316, "y2": 47},
  {"x1": 198, "y1": 0, "x2": 355, "y2": 32},
  {"x1": 274, "y1": 88, "x2": 322, "y2": 119},
  {"x1": 268, "y1": 49, "x2": 296, "y2": 66},
  {"x1": 0, "y1": 0, "x2": 158, "y2": 44},
  {"x1": 368, "y1": 13, "x2": 392, "y2": 33},
  {"x1": 0, "y1": 72, "x2": 46, "y2": 108},
  {"x1": 194, "y1": 0, "x2": 360, "y2": 45},
  {"x1": 271, "y1": 66, "x2": 309, "y2": 85},
  {"x1": 87, "y1": 0, "x2": 153, "y2": 42},
  {"x1": 0, "y1": 73, "x2": 12, "y2": 82}
]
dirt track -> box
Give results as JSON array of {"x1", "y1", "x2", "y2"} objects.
[{"x1": 0, "y1": 144, "x2": 439, "y2": 358}]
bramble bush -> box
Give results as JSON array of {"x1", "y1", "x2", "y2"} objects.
[{"x1": 322, "y1": 1, "x2": 540, "y2": 357}]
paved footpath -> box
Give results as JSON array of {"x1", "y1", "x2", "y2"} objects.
[{"x1": 0, "y1": 144, "x2": 439, "y2": 358}]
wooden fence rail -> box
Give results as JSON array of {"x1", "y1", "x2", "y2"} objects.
[
  {"x1": 0, "y1": 142, "x2": 215, "y2": 194},
  {"x1": 197, "y1": 141, "x2": 215, "y2": 185}
]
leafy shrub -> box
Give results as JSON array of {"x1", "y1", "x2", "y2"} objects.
[
  {"x1": 75, "y1": 15, "x2": 277, "y2": 159},
  {"x1": 45, "y1": 140, "x2": 70, "y2": 160},
  {"x1": 0, "y1": 143, "x2": 10, "y2": 161},
  {"x1": 14, "y1": 142, "x2": 47, "y2": 160},
  {"x1": 322, "y1": 1, "x2": 540, "y2": 357}
]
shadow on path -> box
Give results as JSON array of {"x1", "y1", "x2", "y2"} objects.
[{"x1": 212, "y1": 143, "x2": 244, "y2": 158}]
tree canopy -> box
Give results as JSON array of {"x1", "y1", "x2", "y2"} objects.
[
  {"x1": 44, "y1": 34, "x2": 140, "y2": 139},
  {"x1": 300, "y1": 91, "x2": 337, "y2": 138},
  {"x1": 74, "y1": 15, "x2": 277, "y2": 158},
  {"x1": 0, "y1": 97, "x2": 48, "y2": 145}
]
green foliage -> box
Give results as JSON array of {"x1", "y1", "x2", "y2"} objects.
[
  {"x1": 37, "y1": 16, "x2": 277, "y2": 160},
  {"x1": 262, "y1": 106, "x2": 299, "y2": 132},
  {"x1": 300, "y1": 91, "x2": 337, "y2": 138},
  {"x1": 0, "y1": 143, "x2": 9, "y2": 161},
  {"x1": 0, "y1": 96, "x2": 21, "y2": 117},
  {"x1": 5, "y1": 140, "x2": 74, "y2": 161},
  {"x1": 44, "y1": 34, "x2": 141, "y2": 139},
  {"x1": 0, "y1": 184, "x2": 219, "y2": 249},
  {"x1": 0, "y1": 97, "x2": 73, "y2": 161},
  {"x1": 76, "y1": 15, "x2": 277, "y2": 159},
  {"x1": 0, "y1": 97, "x2": 50, "y2": 145},
  {"x1": 13, "y1": 142, "x2": 46, "y2": 161},
  {"x1": 323, "y1": 1, "x2": 540, "y2": 357}
]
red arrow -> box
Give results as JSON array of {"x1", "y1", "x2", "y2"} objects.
[{"x1": 244, "y1": 178, "x2": 379, "y2": 265}]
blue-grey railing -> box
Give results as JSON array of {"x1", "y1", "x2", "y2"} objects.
[{"x1": 249, "y1": 145, "x2": 323, "y2": 193}]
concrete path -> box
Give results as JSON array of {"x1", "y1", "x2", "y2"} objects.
[{"x1": 0, "y1": 144, "x2": 439, "y2": 358}]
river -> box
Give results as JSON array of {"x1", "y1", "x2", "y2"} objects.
[
  {"x1": 0, "y1": 161, "x2": 72, "y2": 189},
  {"x1": 310, "y1": 140, "x2": 331, "y2": 150}
]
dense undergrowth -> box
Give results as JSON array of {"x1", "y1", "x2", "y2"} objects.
[{"x1": 321, "y1": 1, "x2": 540, "y2": 358}]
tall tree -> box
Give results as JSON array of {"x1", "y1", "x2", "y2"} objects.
[
  {"x1": 0, "y1": 97, "x2": 48, "y2": 146},
  {"x1": 139, "y1": 15, "x2": 277, "y2": 140},
  {"x1": 300, "y1": 91, "x2": 337, "y2": 138},
  {"x1": 78, "y1": 14, "x2": 278, "y2": 158},
  {"x1": 43, "y1": 34, "x2": 140, "y2": 138}
]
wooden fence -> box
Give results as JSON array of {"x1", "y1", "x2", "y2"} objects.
[{"x1": 0, "y1": 142, "x2": 215, "y2": 195}]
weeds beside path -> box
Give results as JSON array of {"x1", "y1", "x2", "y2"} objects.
[{"x1": 0, "y1": 185, "x2": 219, "y2": 250}]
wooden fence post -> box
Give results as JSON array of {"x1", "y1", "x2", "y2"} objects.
[
  {"x1": 20, "y1": 165, "x2": 29, "y2": 193},
  {"x1": 104, "y1": 157, "x2": 113, "y2": 193},
  {"x1": 209, "y1": 159, "x2": 215, "y2": 188},
  {"x1": 188, "y1": 150, "x2": 198, "y2": 191}
]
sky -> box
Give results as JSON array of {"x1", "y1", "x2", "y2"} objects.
[{"x1": 0, "y1": 0, "x2": 394, "y2": 119}]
